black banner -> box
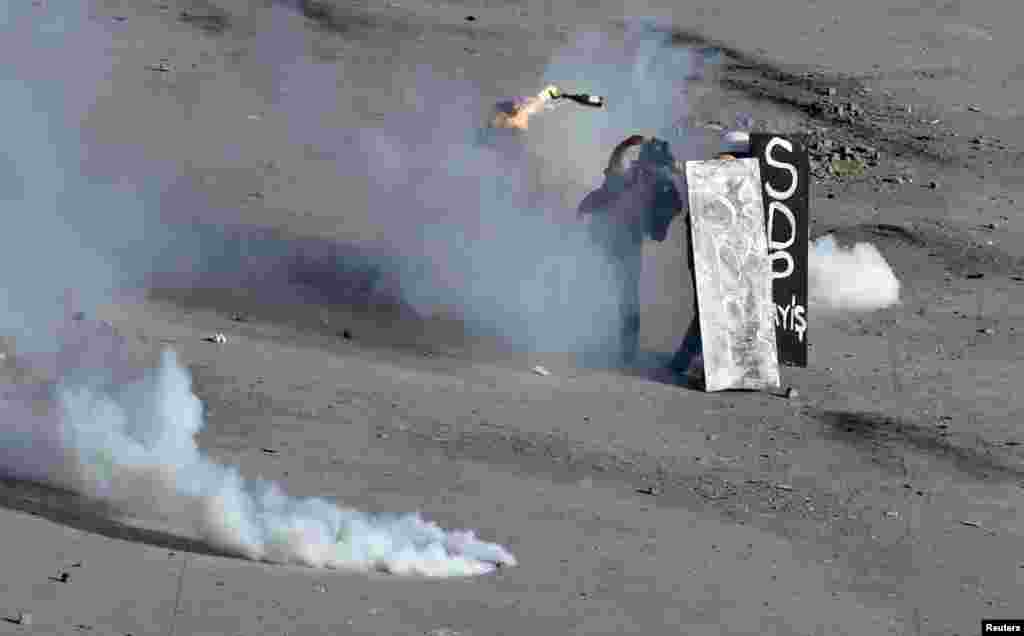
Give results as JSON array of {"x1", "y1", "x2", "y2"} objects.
[{"x1": 749, "y1": 133, "x2": 810, "y2": 367}]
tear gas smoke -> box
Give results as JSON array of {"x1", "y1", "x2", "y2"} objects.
[
  {"x1": 0, "y1": 313, "x2": 515, "y2": 576},
  {"x1": 0, "y1": 3, "x2": 163, "y2": 352},
  {"x1": 809, "y1": 234, "x2": 901, "y2": 314},
  {"x1": 0, "y1": 2, "x2": 513, "y2": 577},
  {"x1": 336, "y1": 19, "x2": 703, "y2": 353}
]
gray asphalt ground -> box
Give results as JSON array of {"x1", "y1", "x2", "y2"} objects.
[{"x1": 2, "y1": 1, "x2": 1024, "y2": 634}]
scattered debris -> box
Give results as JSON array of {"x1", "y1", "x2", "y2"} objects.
[
  {"x1": 112, "y1": 16, "x2": 127, "y2": 23},
  {"x1": 260, "y1": 448, "x2": 279, "y2": 455},
  {"x1": 341, "y1": 329, "x2": 352, "y2": 340},
  {"x1": 14, "y1": 611, "x2": 31, "y2": 626},
  {"x1": 965, "y1": 273, "x2": 985, "y2": 280},
  {"x1": 205, "y1": 333, "x2": 227, "y2": 344},
  {"x1": 313, "y1": 582, "x2": 328, "y2": 593},
  {"x1": 1003, "y1": 440, "x2": 1020, "y2": 447},
  {"x1": 464, "y1": 15, "x2": 476, "y2": 21},
  {"x1": 782, "y1": 387, "x2": 799, "y2": 400},
  {"x1": 179, "y1": 9, "x2": 230, "y2": 34},
  {"x1": 426, "y1": 629, "x2": 462, "y2": 636},
  {"x1": 146, "y1": 59, "x2": 172, "y2": 72},
  {"x1": 230, "y1": 312, "x2": 247, "y2": 322},
  {"x1": 50, "y1": 572, "x2": 71, "y2": 583},
  {"x1": 830, "y1": 157, "x2": 866, "y2": 178},
  {"x1": 957, "y1": 519, "x2": 996, "y2": 535},
  {"x1": 532, "y1": 365, "x2": 552, "y2": 377},
  {"x1": 967, "y1": 104, "x2": 982, "y2": 113},
  {"x1": 774, "y1": 483, "x2": 794, "y2": 491},
  {"x1": 977, "y1": 327, "x2": 995, "y2": 335},
  {"x1": 885, "y1": 510, "x2": 900, "y2": 519},
  {"x1": 636, "y1": 485, "x2": 660, "y2": 496}
]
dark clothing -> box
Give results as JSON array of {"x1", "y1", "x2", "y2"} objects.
[
  {"x1": 587, "y1": 212, "x2": 643, "y2": 365},
  {"x1": 579, "y1": 139, "x2": 684, "y2": 366}
]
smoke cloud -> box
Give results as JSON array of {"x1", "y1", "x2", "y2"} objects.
[
  {"x1": 0, "y1": 1, "x2": 517, "y2": 577},
  {"x1": 0, "y1": 312, "x2": 514, "y2": 576},
  {"x1": 331, "y1": 19, "x2": 702, "y2": 354},
  {"x1": 809, "y1": 234, "x2": 902, "y2": 314},
  {"x1": 0, "y1": 2, "x2": 167, "y2": 352}
]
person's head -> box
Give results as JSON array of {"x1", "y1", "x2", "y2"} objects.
[
  {"x1": 631, "y1": 137, "x2": 682, "y2": 241},
  {"x1": 717, "y1": 130, "x2": 752, "y2": 159}
]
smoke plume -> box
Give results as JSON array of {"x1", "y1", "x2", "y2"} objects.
[
  {"x1": 333, "y1": 19, "x2": 702, "y2": 353},
  {"x1": 809, "y1": 234, "x2": 902, "y2": 314},
  {"x1": 0, "y1": 311, "x2": 514, "y2": 576},
  {"x1": 0, "y1": 1, "x2": 515, "y2": 577}
]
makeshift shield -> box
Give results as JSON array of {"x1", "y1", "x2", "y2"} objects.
[{"x1": 685, "y1": 158, "x2": 781, "y2": 392}]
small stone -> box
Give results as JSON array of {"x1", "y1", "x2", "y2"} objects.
[
  {"x1": 341, "y1": 329, "x2": 352, "y2": 340},
  {"x1": 58, "y1": 572, "x2": 70, "y2": 583},
  {"x1": 927, "y1": 180, "x2": 939, "y2": 189},
  {"x1": 978, "y1": 328, "x2": 995, "y2": 335},
  {"x1": 785, "y1": 387, "x2": 799, "y2": 400},
  {"x1": 16, "y1": 611, "x2": 31, "y2": 626}
]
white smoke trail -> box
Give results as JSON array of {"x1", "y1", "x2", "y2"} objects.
[
  {"x1": 0, "y1": 2, "x2": 515, "y2": 577},
  {"x1": 809, "y1": 234, "x2": 901, "y2": 314},
  {"x1": 0, "y1": 314, "x2": 515, "y2": 577}
]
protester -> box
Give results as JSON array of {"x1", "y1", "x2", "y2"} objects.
[
  {"x1": 577, "y1": 135, "x2": 684, "y2": 366},
  {"x1": 577, "y1": 130, "x2": 753, "y2": 378}
]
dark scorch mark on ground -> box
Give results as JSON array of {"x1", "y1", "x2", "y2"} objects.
[
  {"x1": 177, "y1": 1, "x2": 231, "y2": 35},
  {"x1": 818, "y1": 220, "x2": 1024, "y2": 277},
  {"x1": 813, "y1": 409, "x2": 1024, "y2": 484},
  {"x1": 0, "y1": 476, "x2": 244, "y2": 562},
  {"x1": 628, "y1": 23, "x2": 983, "y2": 170}
]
